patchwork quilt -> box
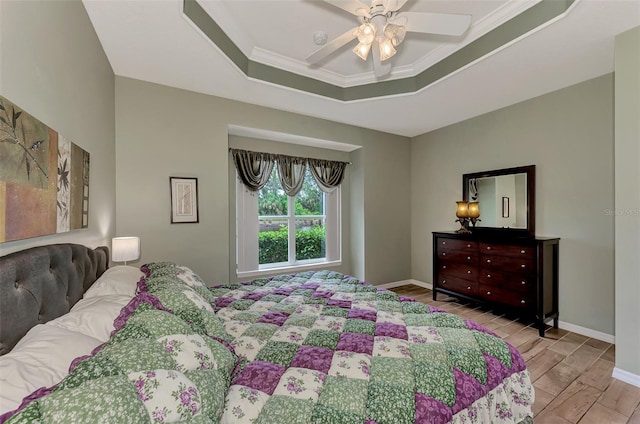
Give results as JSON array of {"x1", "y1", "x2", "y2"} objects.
[
  {"x1": 211, "y1": 270, "x2": 533, "y2": 424},
  {"x1": 3, "y1": 264, "x2": 534, "y2": 424}
]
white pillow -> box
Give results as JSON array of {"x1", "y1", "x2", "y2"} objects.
[
  {"x1": 46, "y1": 294, "x2": 132, "y2": 341},
  {"x1": 83, "y1": 265, "x2": 143, "y2": 299},
  {"x1": 0, "y1": 325, "x2": 102, "y2": 415}
]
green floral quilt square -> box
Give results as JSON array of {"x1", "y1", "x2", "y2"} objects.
[
  {"x1": 254, "y1": 341, "x2": 300, "y2": 367},
  {"x1": 320, "y1": 306, "x2": 350, "y2": 318},
  {"x1": 285, "y1": 314, "x2": 317, "y2": 328},
  {"x1": 242, "y1": 323, "x2": 279, "y2": 341},
  {"x1": 369, "y1": 357, "x2": 414, "y2": 388},
  {"x1": 317, "y1": 376, "x2": 368, "y2": 416},
  {"x1": 255, "y1": 396, "x2": 315, "y2": 424},
  {"x1": 303, "y1": 329, "x2": 340, "y2": 350},
  {"x1": 365, "y1": 382, "x2": 415, "y2": 424},
  {"x1": 343, "y1": 319, "x2": 375, "y2": 336},
  {"x1": 414, "y1": 360, "x2": 456, "y2": 407},
  {"x1": 233, "y1": 310, "x2": 263, "y2": 323}
]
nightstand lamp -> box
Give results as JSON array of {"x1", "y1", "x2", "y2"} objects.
[{"x1": 112, "y1": 236, "x2": 140, "y2": 265}]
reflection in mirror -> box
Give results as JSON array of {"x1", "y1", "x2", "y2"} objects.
[
  {"x1": 469, "y1": 173, "x2": 527, "y2": 229},
  {"x1": 462, "y1": 165, "x2": 535, "y2": 236}
]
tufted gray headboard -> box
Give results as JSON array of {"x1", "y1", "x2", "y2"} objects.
[{"x1": 0, "y1": 244, "x2": 109, "y2": 356}]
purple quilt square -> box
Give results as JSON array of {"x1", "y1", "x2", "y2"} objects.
[
  {"x1": 336, "y1": 333, "x2": 374, "y2": 355},
  {"x1": 414, "y1": 393, "x2": 453, "y2": 423},
  {"x1": 273, "y1": 288, "x2": 294, "y2": 296},
  {"x1": 375, "y1": 322, "x2": 408, "y2": 340},
  {"x1": 215, "y1": 297, "x2": 235, "y2": 308},
  {"x1": 242, "y1": 292, "x2": 266, "y2": 301},
  {"x1": 299, "y1": 283, "x2": 320, "y2": 290},
  {"x1": 452, "y1": 368, "x2": 488, "y2": 414},
  {"x1": 311, "y1": 291, "x2": 332, "y2": 299},
  {"x1": 290, "y1": 345, "x2": 333, "y2": 374},
  {"x1": 347, "y1": 308, "x2": 377, "y2": 322},
  {"x1": 399, "y1": 296, "x2": 416, "y2": 303},
  {"x1": 257, "y1": 311, "x2": 290, "y2": 326},
  {"x1": 484, "y1": 353, "x2": 511, "y2": 391},
  {"x1": 232, "y1": 361, "x2": 286, "y2": 395},
  {"x1": 326, "y1": 299, "x2": 352, "y2": 309}
]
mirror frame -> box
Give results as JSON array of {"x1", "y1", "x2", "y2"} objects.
[{"x1": 462, "y1": 165, "x2": 536, "y2": 237}]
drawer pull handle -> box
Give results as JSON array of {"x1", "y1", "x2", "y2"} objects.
[
  {"x1": 442, "y1": 252, "x2": 446, "y2": 256},
  {"x1": 521, "y1": 281, "x2": 526, "y2": 285},
  {"x1": 466, "y1": 244, "x2": 471, "y2": 248},
  {"x1": 442, "y1": 241, "x2": 446, "y2": 245},
  {"x1": 467, "y1": 286, "x2": 471, "y2": 290},
  {"x1": 521, "y1": 264, "x2": 526, "y2": 268},
  {"x1": 486, "y1": 274, "x2": 492, "y2": 278},
  {"x1": 486, "y1": 259, "x2": 491, "y2": 263},
  {"x1": 486, "y1": 291, "x2": 492, "y2": 295},
  {"x1": 467, "y1": 270, "x2": 472, "y2": 274},
  {"x1": 486, "y1": 246, "x2": 491, "y2": 250},
  {"x1": 442, "y1": 265, "x2": 447, "y2": 269},
  {"x1": 467, "y1": 256, "x2": 471, "y2": 260},
  {"x1": 521, "y1": 250, "x2": 526, "y2": 254},
  {"x1": 442, "y1": 280, "x2": 447, "y2": 284},
  {"x1": 520, "y1": 300, "x2": 526, "y2": 304}
]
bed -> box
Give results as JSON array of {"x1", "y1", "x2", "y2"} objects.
[{"x1": 0, "y1": 243, "x2": 534, "y2": 423}]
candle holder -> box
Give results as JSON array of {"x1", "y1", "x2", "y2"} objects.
[{"x1": 455, "y1": 201, "x2": 481, "y2": 233}]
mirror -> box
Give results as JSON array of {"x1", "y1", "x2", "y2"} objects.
[{"x1": 462, "y1": 165, "x2": 535, "y2": 236}]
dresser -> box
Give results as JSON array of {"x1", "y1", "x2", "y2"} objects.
[{"x1": 432, "y1": 231, "x2": 559, "y2": 336}]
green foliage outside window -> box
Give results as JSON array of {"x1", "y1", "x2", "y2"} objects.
[{"x1": 259, "y1": 225, "x2": 326, "y2": 264}]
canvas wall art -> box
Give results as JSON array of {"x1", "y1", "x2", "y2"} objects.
[{"x1": 0, "y1": 95, "x2": 89, "y2": 243}]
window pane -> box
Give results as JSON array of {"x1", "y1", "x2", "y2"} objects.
[
  {"x1": 258, "y1": 168, "x2": 287, "y2": 216},
  {"x1": 294, "y1": 169, "x2": 323, "y2": 216},
  {"x1": 295, "y1": 218, "x2": 326, "y2": 261},
  {"x1": 259, "y1": 218, "x2": 288, "y2": 265}
]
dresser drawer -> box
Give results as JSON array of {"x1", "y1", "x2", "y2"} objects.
[
  {"x1": 480, "y1": 254, "x2": 535, "y2": 273},
  {"x1": 478, "y1": 269, "x2": 534, "y2": 293},
  {"x1": 478, "y1": 284, "x2": 532, "y2": 308},
  {"x1": 438, "y1": 261, "x2": 478, "y2": 280},
  {"x1": 436, "y1": 275, "x2": 478, "y2": 296},
  {"x1": 438, "y1": 248, "x2": 478, "y2": 264},
  {"x1": 437, "y1": 238, "x2": 478, "y2": 252},
  {"x1": 479, "y1": 243, "x2": 535, "y2": 258}
]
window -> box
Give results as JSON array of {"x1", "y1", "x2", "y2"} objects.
[{"x1": 236, "y1": 167, "x2": 341, "y2": 277}]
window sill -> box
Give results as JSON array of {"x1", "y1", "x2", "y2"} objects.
[{"x1": 236, "y1": 260, "x2": 342, "y2": 280}]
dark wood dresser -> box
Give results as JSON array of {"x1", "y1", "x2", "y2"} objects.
[{"x1": 433, "y1": 231, "x2": 560, "y2": 336}]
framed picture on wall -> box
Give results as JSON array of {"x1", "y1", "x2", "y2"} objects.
[{"x1": 170, "y1": 177, "x2": 199, "y2": 223}]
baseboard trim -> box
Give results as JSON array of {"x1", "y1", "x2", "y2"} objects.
[
  {"x1": 613, "y1": 367, "x2": 640, "y2": 388},
  {"x1": 556, "y1": 321, "x2": 615, "y2": 344},
  {"x1": 377, "y1": 279, "x2": 433, "y2": 290}
]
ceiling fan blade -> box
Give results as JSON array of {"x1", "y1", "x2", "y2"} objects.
[
  {"x1": 371, "y1": 43, "x2": 392, "y2": 78},
  {"x1": 399, "y1": 12, "x2": 472, "y2": 36},
  {"x1": 382, "y1": 0, "x2": 409, "y2": 14},
  {"x1": 306, "y1": 27, "x2": 358, "y2": 64},
  {"x1": 323, "y1": 0, "x2": 371, "y2": 17}
]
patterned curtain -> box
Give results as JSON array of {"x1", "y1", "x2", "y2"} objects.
[
  {"x1": 307, "y1": 158, "x2": 348, "y2": 193},
  {"x1": 231, "y1": 148, "x2": 349, "y2": 193},
  {"x1": 230, "y1": 149, "x2": 275, "y2": 191},
  {"x1": 276, "y1": 155, "x2": 307, "y2": 196}
]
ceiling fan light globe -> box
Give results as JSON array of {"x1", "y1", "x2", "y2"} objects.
[
  {"x1": 356, "y1": 23, "x2": 376, "y2": 44},
  {"x1": 379, "y1": 37, "x2": 397, "y2": 61},
  {"x1": 383, "y1": 23, "x2": 406, "y2": 47},
  {"x1": 353, "y1": 42, "x2": 372, "y2": 60}
]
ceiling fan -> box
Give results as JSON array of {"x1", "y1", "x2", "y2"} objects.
[{"x1": 306, "y1": 0, "x2": 472, "y2": 78}]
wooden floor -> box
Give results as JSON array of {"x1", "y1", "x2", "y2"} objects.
[{"x1": 387, "y1": 285, "x2": 640, "y2": 424}]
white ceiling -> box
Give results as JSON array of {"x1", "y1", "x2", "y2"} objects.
[{"x1": 83, "y1": 0, "x2": 640, "y2": 137}]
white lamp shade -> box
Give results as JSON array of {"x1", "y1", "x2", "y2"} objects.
[{"x1": 112, "y1": 237, "x2": 140, "y2": 263}]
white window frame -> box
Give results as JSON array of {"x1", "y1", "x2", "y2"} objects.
[{"x1": 236, "y1": 176, "x2": 341, "y2": 278}]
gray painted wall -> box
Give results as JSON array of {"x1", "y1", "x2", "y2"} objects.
[
  {"x1": 0, "y1": 0, "x2": 115, "y2": 256},
  {"x1": 115, "y1": 77, "x2": 411, "y2": 284},
  {"x1": 411, "y1": 74, "x2": 615, "y2": 336},
  {"x1": 614, "y1": 26, "x2": 640, "y2": 377}
]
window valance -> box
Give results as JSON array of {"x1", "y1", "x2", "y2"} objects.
[{"x1": 230, "y1": 148, "x2": 349, "y2": 195}]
